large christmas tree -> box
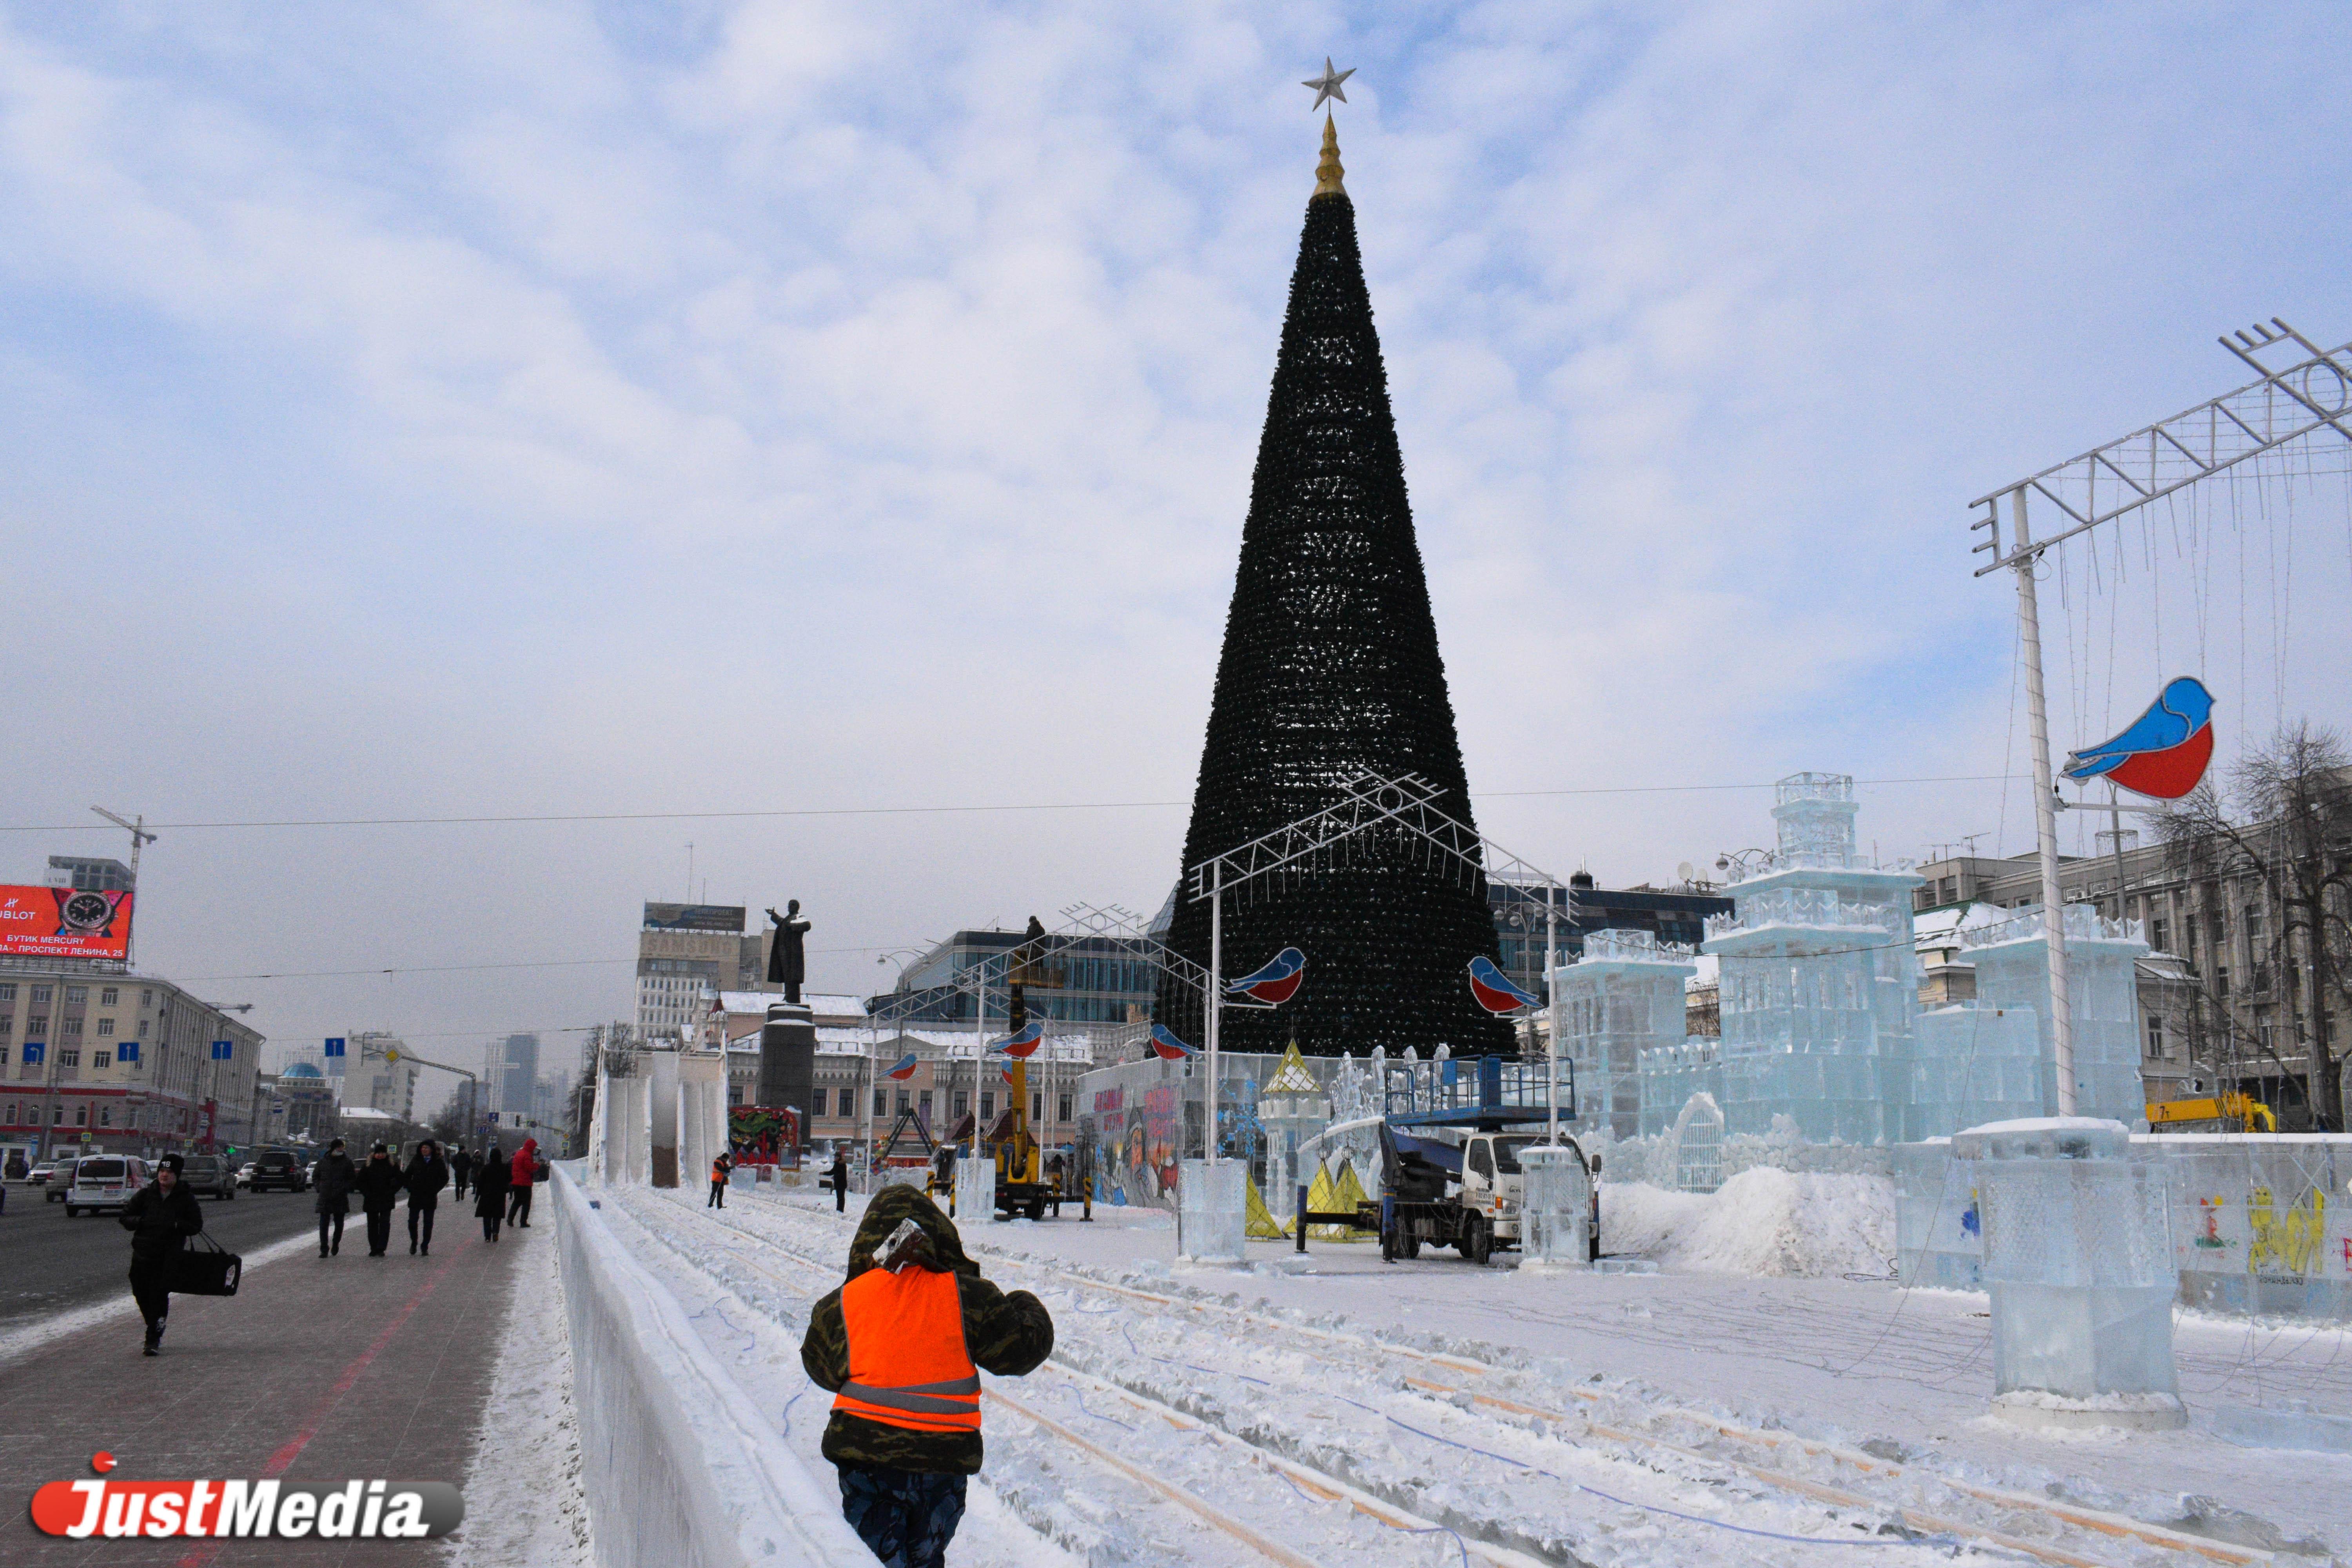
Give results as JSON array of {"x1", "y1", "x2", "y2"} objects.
[{"x1": 1161, "y1": 119, "x2": 1510, "y2": 1058}]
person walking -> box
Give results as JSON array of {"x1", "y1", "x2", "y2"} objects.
[
  {"x1": 474, "y1": 1143, "x2": 509, "y2": 1243},
  {"x1": 313, "y1": 1138, "x2": 357, "y2": 1258},
  {"x1": 506, "y1": 1137, "x2": 539, "y2": 1228},
  {"x1": 404, "y1": 1140, "x2": 449, "y2": 1256},
  {"x1": 709, "y1": 1149, "x2": 733, "y2": 1209},
  {"x1": 830, "y1": 1146, "x2": 850, "y2": 1215},
  {"x1": 450, "y1": 1145, "x2": 473, "y2": 1202},
  {"x1": 801, "y1": 1186, "x2": 1053, "y2": 1568},
  {"x1": 120, "y1": 1153, "x2": 205, "y2": 1356},
  {"x1": 354, "y1": 1143, "x2": 405, "y2": 1258}
]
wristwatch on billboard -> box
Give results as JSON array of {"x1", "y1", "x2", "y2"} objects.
[{"x1": 57, "y1": 890, "x2": 124, "y2": 935}]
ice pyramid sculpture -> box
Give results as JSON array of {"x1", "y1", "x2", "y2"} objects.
[
  {"x1": 1553, "y1": 929, "x2": 1695, "y2": 1139},
  {"x1": 1702, "y1": 773, "x2": 1920, "y2": 1143}
]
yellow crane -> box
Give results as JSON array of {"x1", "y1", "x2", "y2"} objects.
[{"x1": 2146, "y1": 1092, "x2": 2276, "y2": 1132}]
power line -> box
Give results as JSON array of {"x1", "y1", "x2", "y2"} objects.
[
  {"x1": 0, "y1": 776, "x2": 2027, "y2": 835},
  {"x1": 180, "y1": 942, "x2": 896, "y2": 983}
]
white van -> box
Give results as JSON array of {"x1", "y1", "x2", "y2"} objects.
[{"x1": 64, "y1": 1155, "x2": 152, "y2": 1218}]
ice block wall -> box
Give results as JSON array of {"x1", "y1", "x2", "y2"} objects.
[
  {"x1": 1552, "y1": 929, "x2": 1695, "y2": 1140},
  {"x1": 1637, "y1": 1040, "x2": 1724, "y2": 1136}
]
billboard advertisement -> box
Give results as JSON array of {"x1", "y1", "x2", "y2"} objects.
[
  {"x1": 0, "y1": 886, "x2": 134, "y2": 961},
  {"x1": 642, "y1": 902, "x2": 745, "y2": 933}
]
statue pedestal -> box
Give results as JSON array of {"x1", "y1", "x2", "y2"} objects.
[{"x1": 757, "y1": 1003, "x2": 816, "y2": 1149}]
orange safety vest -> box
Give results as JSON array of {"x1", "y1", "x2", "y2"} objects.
[
  {"x1": 830, "y1": 1266, "x2": 981, "y2": 1434},
  {"x1": 711, "y1": 1159, "x2": 728, "y2": 1183}
]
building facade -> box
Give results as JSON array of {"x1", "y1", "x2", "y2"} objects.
[
  {"x1": 0, "y1": 967, "x2": 265, "y2": 1159},
  {"x1": 636, "y1": 903, "x2": 771, "y2": 1040}
]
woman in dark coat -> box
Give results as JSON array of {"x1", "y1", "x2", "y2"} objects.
[
  {"x1": 403, "y1": 1140, "x2": 450, "y2": 1256},
  {"x1": 312, "y1": 1139, "x2": 357, "y2": 1257},
  {"x1": 450, "y1": 1146, "x2": 473, "y2": 1201},
  {"x1": 473, "y1": 1143, "x2": 510, "y2": 1242},
  {"x1": 353, "y1": 1144, "x2": 406, "y2": 1258},
  {"x1": 121, "y1": 1153, "x2": 205, "y2": 1356}
]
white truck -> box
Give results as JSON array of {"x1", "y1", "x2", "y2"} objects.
[{"x1": 1377, "y1": 1122, "x2": 1599, "y2": 1265}]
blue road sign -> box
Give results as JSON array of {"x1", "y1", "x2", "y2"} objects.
[
  {"x1": 324, "y1": 1036, "x2": 347, "y2": 1058},
  {"x1": 22, "y1": 1042, "x2": 45, "y2": 1064},
  {"x1": 211, "y1": 1040, "x2": 233, "y2": 1060},
  {"x1": 116, "y1": 1041, "x2": 139, "y2": 1063}
]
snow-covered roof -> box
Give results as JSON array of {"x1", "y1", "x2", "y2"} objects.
[
  {"x1": 714, "y1": 989, "x2": 869, "y2": 1019},
  {"x1": 338, "y1": 1106, "x2": 395, "y2": 1121}
]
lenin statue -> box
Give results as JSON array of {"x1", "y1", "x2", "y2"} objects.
[{"x1": 766, "y1": 901, "x2": 811, "y2": 1004}]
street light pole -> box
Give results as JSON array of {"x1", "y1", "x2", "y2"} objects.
[{"x1": 2009, "y1": 489, "x2": 2077, "y2": 1114}]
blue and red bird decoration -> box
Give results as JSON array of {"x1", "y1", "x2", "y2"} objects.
[
  {"x1": 987, "y1": 1021, "x2": 1044, "y2": 1059},
  {"x1": 1225, "y1": 947, "x2": 1306, "y2": 1007},
  {"x1": 2062, "y1": 677, "x2": 2216, "y2": 800},
  {"x1": 883, "y1": 1052, "x2": 920, "y2": 1081},
  {"x1": 1148, "y1": 1024, "x2": 1198, "y2": 1060},
  {"x1": 1467, "y1": 954, "x2": 1543, "y2": 1014}
]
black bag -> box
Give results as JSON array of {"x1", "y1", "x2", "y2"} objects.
[
  {"x1": 534, "y1": 1160, "x2": 550, "y2": 1183},
  {"x1": 168, "y1": 1233, "x2": 242, "y2": 1297}
]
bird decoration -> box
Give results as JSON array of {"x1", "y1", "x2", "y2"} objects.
[
  {"x1": 1467, "y1": 954, "x2": 1543, "y2": 1014},
  {"x1": 1225, "y1": 947, "x2": 1307, "y2": 1007},
  {"x1": 987, "y1": 1021, "x2": 1044, "y2": 1059},
  {"x1": 883, "y1": 1052, "x2": 920, "y2": 1081},
  {"x1": 1149, "y1": 1024, "x2": 1198, "y2": 1060},
  {"x1": 2062, "y1": 677, "x2": 2216, "y2": 800}
]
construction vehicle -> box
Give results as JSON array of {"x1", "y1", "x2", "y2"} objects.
[
  {"x1": 973, "y1": 920, "x2": 1064, "y2": 1220},
  {"x1": 1296, "y1": 1054, "x2": 1598, "y2": 1264},
  {"x1": 2147, "y1": 1092, "x2": 2276, "y2": 1132}
]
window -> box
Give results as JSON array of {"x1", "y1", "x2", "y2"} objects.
[
  {"x1": 96, "y1": 1018, "x2": 115, "y2": 1037},
  {"x1": 0, "y1": 983, "x2": 13, "y2": 1001},
  {"x1": 918, "y1": 1090, "x2": 934, "y2": 1120},
  {"x1": 2216, "y1": 967, "x2": 2231, "y2": 999},
  {"x1": 62, "y1": 1017, "x2": 82, "y2": 1038},
  {"x1": 99, "y1": 1107, "x2": 111, "y2": 1125},
  {"x1": 94, "y1": 1052, "x2": 111, "y2": 1069},
  {"x1": 61, "y1": 1048, "x2": 79, "y2": 1068},
  {"x1": 0, "y1": 1016, "x2": 10, "y2": 1034},
  {"x1": 136, "y1": 1020, "x2": 147, "y2": 1038},
  {"x1": 100, "y1": 987, "x2": 118, "y2": 1006},
  {"x1": 2151, "y1": 918, "x2": 2169, "y2": 953},
  {"x1": 1032, "y1": 1092, "x2": 1044, "y2": 1122},
  {"x1": 728, "y1": 1085, "x2": 744, "y2": 1105},
  {"x1": 981, "y1": 1092, "x2": 995, "y2": 1120},
  {"x1": 952, "y1": 1091, "x2": 969, "y2": 1118},
  {"x1": 895, "y1": 1090, "x2": 911, "y2": 1114},
  {"x1": 1057, "y1": 1093, "x2": 1073, "y2": 1122},
  {"x1": 873, "y1": 1088, "x2": 887, "y2": 1116},
  {"x1": 74, "y1": 1106, "x2": 87, "y2": 1125},
  {"x1": 32, "y1": 986, "x2": 51, "y2": 1004},
  {"x1": 2146, "y1": 1016, "x2": 2165, "y2": 1058},
  {"x1": 65, "y1": 987, "x2": 87, "y2": 1004},
  {"x1": 140, "y1": 990, "x2": 152, "y2": 1007}
]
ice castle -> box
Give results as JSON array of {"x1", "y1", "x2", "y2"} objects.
[
  {"x1": 1552, "y1": 929, "x2": 1694, "y2": 1140},
  {"x1": 1623, "y1": 771, "x2": 2150, "y2": 1145}
]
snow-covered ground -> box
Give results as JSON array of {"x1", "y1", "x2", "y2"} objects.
[
  {"x1": 455, "y1": 1219, "x2": 593, "y2": 1568},
  {"x1": 587, "y1": 1182, "x2": 2350, "y2": 1566}
]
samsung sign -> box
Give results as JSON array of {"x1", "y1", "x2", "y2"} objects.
[{"x1": 641, "y1": 903, "x2": 745, "y2": 934}]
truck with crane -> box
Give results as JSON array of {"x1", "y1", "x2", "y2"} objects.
[{"x1": 1366, "y1": 1054, "x2": 1599, "y2": 1264}]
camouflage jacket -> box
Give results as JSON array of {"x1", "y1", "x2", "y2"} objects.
[{"x1": 800, "y1": 1185, "x2": 1054, "y2": 1475}]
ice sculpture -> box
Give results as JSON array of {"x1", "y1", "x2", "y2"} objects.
[
  {"x1": 1176, "y1": 1158, "x2": 1247, "y2": 1263},
  {"x1": 1960, "y1": 906, "x2": 2151, "y2": 1124},
  {"x1": 953, "y1": 1144, "x2": 997, "y2": 1223},
  {"x1": 1552, "y1": 929, "x2": 1694, "y2": 1139},
  {"x1": 1516, "y1": 1144, "x2": 1592, "y2": 1269},
  {"x1": 1703, "y1": 773, "x2": 1920, "y2": 1143},
  {"x1": 1636, "y1": 1041, "x2": 1722, "y2": 1135},
  {"x1": 1956, "y1": 1117, "x2": 2183, "y2": 1430}
]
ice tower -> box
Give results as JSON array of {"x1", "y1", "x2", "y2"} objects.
[
  {"x1": 1703, "y1": 773, "x2": 1920, "y2": 1143},
  {"x1": 1960, "y1": 906, "x2": 2150, "y2": 1124},
  {"x1": 1552, "y1": 930, "x2": 1695, "y2": 1140}
]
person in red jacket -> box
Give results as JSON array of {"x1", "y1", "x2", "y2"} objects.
[{"x1": 506, "y1": 1137, "x2": 537, "y2": 1229}]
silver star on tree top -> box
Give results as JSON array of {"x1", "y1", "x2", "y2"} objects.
[{"x1": 1303, "y1": 58, "x2": 1354, "y2": 111}]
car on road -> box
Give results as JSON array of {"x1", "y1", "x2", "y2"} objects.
[
  {"x1": 34, "y1": 1160, "x2": 68, "y2": 1200},
  {"x1": 178, "y1": 1154, "x2": 238, "y2": 1201},
  {"x1": 236, "y1": 1161, "x2": 258, "y2": 1189},
  {"x1": 64, "y1": 1155, "x2": 152, "y2": 1218},
  {"x1": 246, "y1": 1150, "x2": 307, "y2": 1192}
]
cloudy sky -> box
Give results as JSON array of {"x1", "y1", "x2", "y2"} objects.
[{"x1": 4, "y1": 2, "x2": 2348, "y2": 1103}]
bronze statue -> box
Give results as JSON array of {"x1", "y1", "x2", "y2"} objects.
[{"x1": 765, "y1": 900, "x2": 812, "y2": 1004}]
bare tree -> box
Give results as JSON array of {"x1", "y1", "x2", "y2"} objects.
[{"x1": 2160, "y1": 722, "x2": 2352, "y2": 1131}]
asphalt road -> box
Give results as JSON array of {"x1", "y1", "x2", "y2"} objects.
[{"x1": 0, "y1": 1181, "x2": 318, "y2": 1335}]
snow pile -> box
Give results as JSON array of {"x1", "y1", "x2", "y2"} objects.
[
  {"x1": 455, "y1": 1221, "x2": 592, "y2": 1568},
  {"x1": 1602, "y1": 1167, "x2": 1896, "y2": 1276}
]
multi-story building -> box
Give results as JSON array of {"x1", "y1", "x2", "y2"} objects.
[
  {"x1": 47, "y1": 855, "x2": 136, "y2": 892},
  {"x1": 879, "y1": 930, "x2": 1158, "y2": 1027},
  {"x1": 343, "y1": 1033, "x2": 421, "y2": 1125},
  {"x1": 258, "y1": 1062, "x2": 339, "y2": 1144},
  {"x1": 637, "y1": 903, "x2": 771, "y2": 1040},
  {"x1": 499, "y1": 1033, "x2": 540, "y2": 1118},
  {"x1": 0, "y1": 969, "x2": 265, "y2": 1158},
  {"x1": 1913, "y1": 793, "x2": 2345, "y2": 1129}
]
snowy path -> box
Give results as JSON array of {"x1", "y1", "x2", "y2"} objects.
[{"x1": 598, "y1": 1185, "x2": 2329, "y2": 1566}]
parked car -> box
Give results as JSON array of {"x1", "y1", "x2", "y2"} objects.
[
  {"x1": 178, "y1": 1154, "x2": 238, "y2": 1201},
  {"x1": 64, "y1": 1155, "x2": 152, "y2": 1218},
  {"x1": 247, "y1": 1149, "x2": 307, "y2": 1192},
  {"x1": 33, "y1": 1160, "x2": 66, "y2": 1199}
]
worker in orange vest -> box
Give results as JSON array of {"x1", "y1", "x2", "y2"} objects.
[
  {"x1": 801, "y1": 1185, "x2": 1052, "y2": 1568},
  {"x1": 708, "y1": 1149, "x2": 733, "y2": 1209}
]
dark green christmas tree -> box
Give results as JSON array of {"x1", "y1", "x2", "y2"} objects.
[{"x1": 1160, "y1": 118, "x2": 1511, "y2": 1058}]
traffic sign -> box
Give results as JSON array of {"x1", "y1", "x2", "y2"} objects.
[
  {"x1": 324, "y1": 1037, "x2": 346, "y2": 1058},
  {"x1": 211, "y1": 1040, "x2": 233, "y2": 1060}
]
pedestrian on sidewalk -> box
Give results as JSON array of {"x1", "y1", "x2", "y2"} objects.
[
  {"x1": 474, "y1": 1143, "x2": 509, "y2": 1243},
  {"x1": 709, "y1": 1149, "x2": 733, "y2": 1209},
  {"x1": 830, "y1": 1146, "x2": 849, "y2": 1214},
  {"x1": 450, "y1": 1145, "x2": 473, "y2": 1202},
  {"x1": 355, "y1": 1143, "x2": 406, "y2": 1257},
  {"x1": 120, "y1": 1152, "x2": 205, "y2": 1356},
  {"x1": 802, "y1": 1185, "x2": 1054, "y2": 1568},
  {"x1": 506, "y1": 1136, "x2": 538, "y2": 1229},
  {"x1": 314, "y1": 1138, "x2": 357, "y2": 1257},
  {"x1": 404, "y1": 1140, "x2": 449, "y2": 1255}
]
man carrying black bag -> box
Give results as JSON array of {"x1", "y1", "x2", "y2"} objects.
[{"x1": 120, "y1": 1153, "x2": 204, "y2": 1357}]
